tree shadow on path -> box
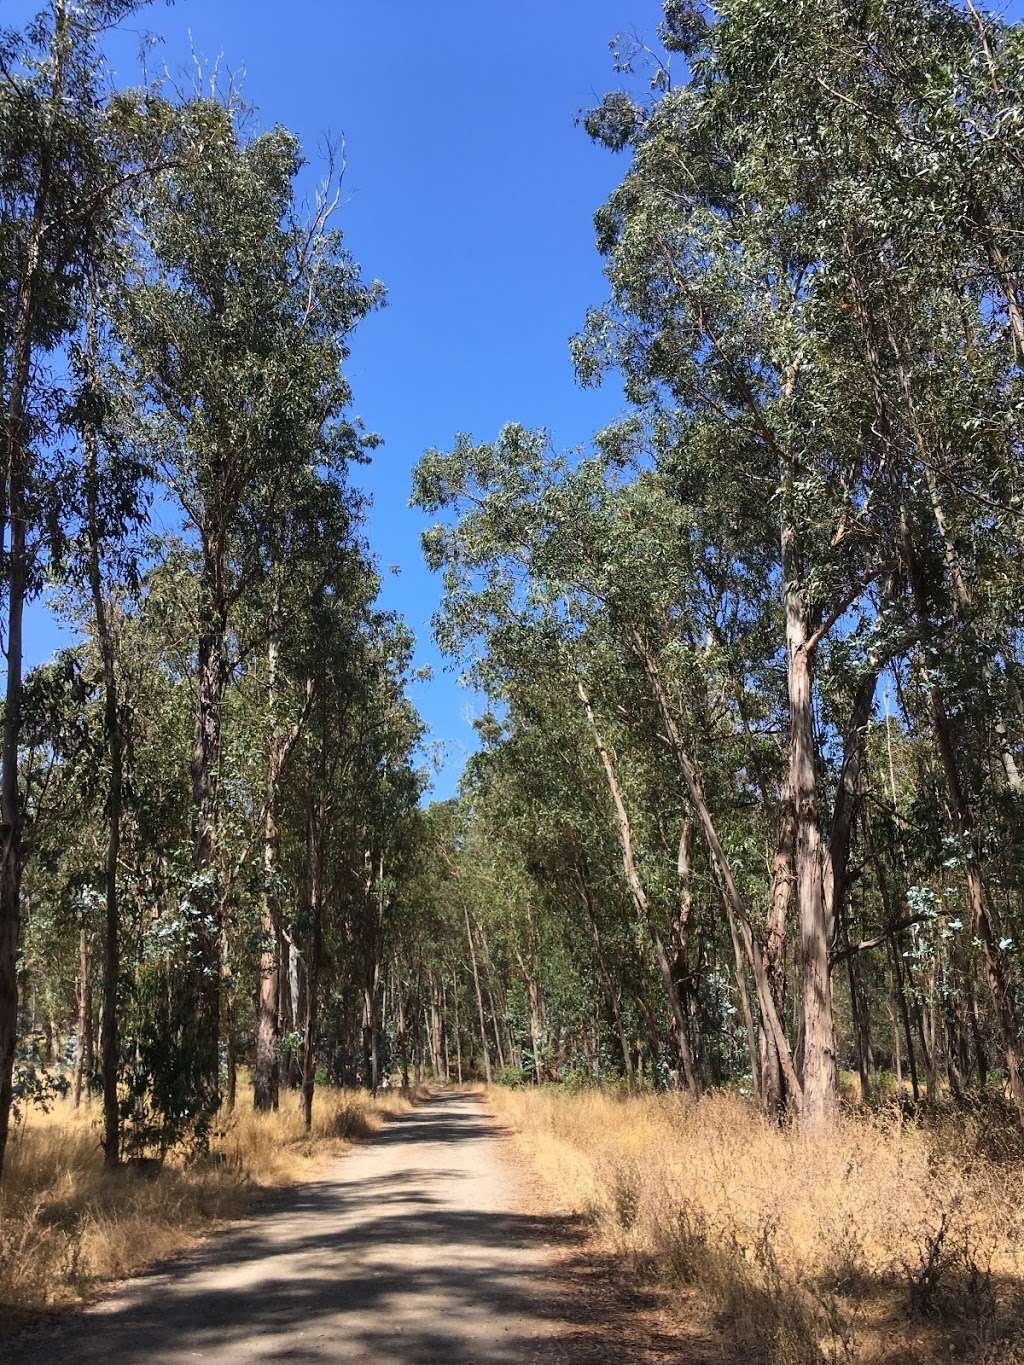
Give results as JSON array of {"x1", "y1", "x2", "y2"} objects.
[{"x1": 7, "y1": 1091, "x2": 724, "y2": 1364}]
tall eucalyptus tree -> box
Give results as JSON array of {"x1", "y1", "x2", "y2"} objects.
[{"x1": 116, "y1": 98, "x2": 382, "y2": 1120}]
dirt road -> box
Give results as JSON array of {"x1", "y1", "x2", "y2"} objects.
[{"x1": 11, "y1": 1091, "x2": 621, "y2": 1364}]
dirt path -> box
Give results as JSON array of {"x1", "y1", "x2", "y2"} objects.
[{"x1": 10, "y1": 1091, "x2": 693, "y2": 1364}]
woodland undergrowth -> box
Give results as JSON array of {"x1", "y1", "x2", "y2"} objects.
[
  {"x1": 0, "y1": 1084, "x2": 424, "y2": 1331},
  {"x1": 492, "y1": 1085, "x2": 1024, "y2": 1365}
]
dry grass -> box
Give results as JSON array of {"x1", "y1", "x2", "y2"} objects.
[
  {"x1": 491, "y1": 1085, "x2": 1024, "y2": 1365},
  {"x1": 0, "y1": 1083, "x2": 424, "y2": 1330}
]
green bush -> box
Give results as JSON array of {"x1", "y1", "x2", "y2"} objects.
[{"x1": 493, "y1": 1065, "x2": 527, "y2": 1088}]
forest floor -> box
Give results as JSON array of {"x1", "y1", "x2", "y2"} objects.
[{"x1": 7, "y1": 1090, "x2": 723, "y2": 1364}]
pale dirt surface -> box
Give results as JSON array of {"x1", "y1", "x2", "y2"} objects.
[{"x1": 8, "y1": 1091, "x2": 729, "y2": 1364}]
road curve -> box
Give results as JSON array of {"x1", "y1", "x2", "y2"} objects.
[{"x1": 11, "y1": 1092, "x2": 578, "y2": 1364}]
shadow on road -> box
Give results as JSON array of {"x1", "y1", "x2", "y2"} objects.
[{"x1": 9, "y1": 1091, "x2": 692, "y2": 1364}]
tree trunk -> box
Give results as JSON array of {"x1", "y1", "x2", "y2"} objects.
[
  {"x1": 361, "y1": 972, "x2": 380, "y2": 1093},
  {"x1": 964, "y1": 971, "x2": 988, "y2": 1092},
  {"x1": 0, "y1": 0, "x2": 69, "y2": 1185},
  {"x1": 254, "y1": 610, "x2": 283, "y2": 1112},
  {"x1": 286, "y1": 936, "x2": 304, "y2": 1089},
  {"x1": 72, "y1": 926, "x2": 92, "y2": 1109},
  {"x1": 397, "y1": 982, "x2": 410, "y2": 1089},
  {"x1": 783, "y1": 560, "x2": 836, "y2": 1129},
  {"x1": 844, "y1": 918, "x2": 875, "y2": 1104},
  {"x1": 464, "y1": 909, "x2": 491, "y2": 1083},
  {"x1": 452, "y1": 971, "x2": 463, "y2": 1084},
  {"x1": 190, "y1": 605, "x2": 227, "y2": 1120},
  {"x1": 725, "y1": 902, "x2": 762, "y2": 1098},
  {"x1": 302, "y1": 795, "x2": 324, "y2": 1133},
  {"x1": 526, "y1": 976, "x2": 544, "y2": 1084},
  {"x1": 890, "y1": 937, "x2": 920, "y2": 1103},
  {"x1": 577, "y1": 679, "x2": 710, "y2": 1093},
  {"x1": 617, "y1": 658, "x2": 803, "y2": 1108},
  {"x1": 670, "y1": 822, "x2": 702, "y2": 1095},
  {"x1": 441, "y1": 980, "x2": 451, "y2": 1083},
  {"x1": 225, "y1": 1010, "x2": 237, "y2": 1113},
  {"x1": 79, "y1": 293, "x2": 126, "y2": 1165},
  {"x1": 573, "y1": 854, "x2": 636, "y2": 1091}
]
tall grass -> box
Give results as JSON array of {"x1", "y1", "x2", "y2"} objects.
[
  {"x1": 491, "y1": 1085, "x2": 1024, "y2": 1365},
  {"x1": 0, "y1": 1084, "x2": 422, "y2": 1329}
]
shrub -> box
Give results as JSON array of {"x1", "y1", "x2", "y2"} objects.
[{"x1": 492, "y1": 1065, "x2": 527, "y2": 1088}]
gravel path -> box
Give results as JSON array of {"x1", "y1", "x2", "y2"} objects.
[{"x1": 11, "y1": 1092, "x2": 585, "y2": 1364}]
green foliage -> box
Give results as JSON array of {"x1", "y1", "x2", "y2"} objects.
[
  {"x1": 409, "y1": 0, "x2": 1024, "y2": 1123},
  {"x1": 493, "y1": 1066, "x2": 527, "y2": 1089}
]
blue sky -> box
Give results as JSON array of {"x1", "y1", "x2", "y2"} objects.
[{"x1": 17, "y1": 0, "x2": 664, "y2": 798}]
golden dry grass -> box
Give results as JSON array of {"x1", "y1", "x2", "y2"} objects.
[
  {"x1": 491, "y1": 1085, "x2": 1024, "y2": 1365},
  {"x1": 0, "y1": 1083, "x2": 424, "y2": 1330}
]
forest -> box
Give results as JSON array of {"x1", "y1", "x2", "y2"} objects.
[{"x1": 4, "y1": 2, "x2": 1024, "y2": 1363}]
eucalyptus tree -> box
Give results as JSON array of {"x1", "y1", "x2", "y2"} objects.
[
  {"x1": 286, "y1": 601, "x2": 423, "y2": 1114},
  {"x1": 115, "y1": 96, "x2": 382, "y2": 1121},
  {"x1": 396, "y1": 799, "x2": 492, "y2": 1083},
  {"x1": 56, "y1": 250, "x2": 160, "y2": 1162},
  {"x1": 460, "y1": 722, "x2": 660, "y2": 1088},
  {"x1": 242, "y1": 490, "x2": 374, "y2": 1113},
  {"x1": 575, "y1": 49, "x2": 881, "y2": 1124},
  {"x1": 343, "y1": 616, "x2": 426, "y2": 1094},
  {"x1": 0, "y1": 0, "x2": 170, "y2": 1178},
  {"x1": 573, "y1": 0, "x2": 1024, "y2": 1122}
]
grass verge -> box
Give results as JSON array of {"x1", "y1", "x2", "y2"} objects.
[
  {"x1": 490, "y1": 1085, "x2": 1024, "y2": 1365},
  {"x1": 0, "y1": 1083, "x2": 425, "y2": 1332}
]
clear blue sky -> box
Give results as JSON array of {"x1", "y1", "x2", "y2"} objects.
[{"x1": 18, "y1": 0, "x2": 663, "y2": 798}]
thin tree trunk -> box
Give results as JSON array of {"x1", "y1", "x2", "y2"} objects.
[
  {"x1": 889, "y1": 937, "x2": 920, "y2": 1103},
  {"x1": 72, "y1": 926, "x2": 91, "y2": 1109},
  {"x1": 900, "y1": 511, "x2": 1024, "y2": 1120},
  {"x1": 613, "y1": 662, "x2": 803, "y2": 1108},
  {"x1": 577, "y1": 679, "x2": 710, "y2": 1093},
  {"x1": 888, "y1": 994, "x2": 903, "y2": 1090},
  {"x1": 441, "y1": 979, "x2": 451, "y2": 1083},
  {"x1": 671, "y1": 822, "x2": 702, "y2": 1095},
  {"x1": 464, "y1": 908, "x2": 491, "y2": 1083},
  {"x1": 725, "y1": 902, "x2": 762, "y2": 1098},
  {"x1": 452, "y1": 971, "x2": 463, "y2": 1084},
  {"x1": 526, "y1": 975, "x2": 544, "y2": 1084},
  {"x1": 573, "y1": 854, "x2": 636, "y2": 1091},
  {"x1": 397, "y1": 982, "x2": 410, "y2": 1089},
  {"x1": 302, "y1": 794, "x2": 324, "y2": 1133},
  {"x1": 88, "y1": 531, "x2": 123, "y2": 1150},
  {"x1": 254, "y1": 603, "x2": 283, "y2": 1112},
  {"x1": 288, "y1": 935, "x2": 304, "y2": 1089},
  {"x1": 844, "y1": 918, "x2": 874, "y2": 1104},
  {"x1": 225, "y1": 1010, "x2": 237, "y2": 1113},
  {"x1": 190, "y1": 605, "x2": 227, "y2": 1117},
  {"x1": 965, "y1": 971, "x2": 988, "y2": 1092}
]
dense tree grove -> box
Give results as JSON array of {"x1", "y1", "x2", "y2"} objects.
[
  {"x1": 411, "y1": 0, "x2": 1024, "y2": 1130},
  {"x1": 0, "y1": 1, "x2": 426, "y2": 1176},
  {"x1": 5, "y1": 0, "x2": 1024, "y2": 1193}
]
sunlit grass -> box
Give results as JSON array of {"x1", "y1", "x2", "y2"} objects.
[{"x1": 492, "y1": 1084, "x2": 1024, "y2": 1364}]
